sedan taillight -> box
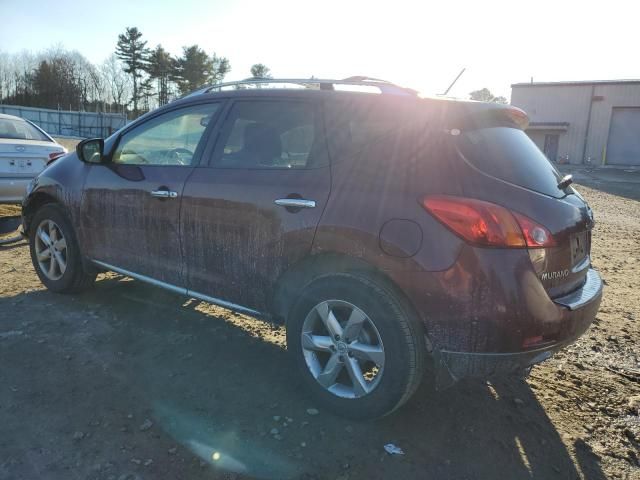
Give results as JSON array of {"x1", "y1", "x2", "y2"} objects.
[
  {"x1": 420, "y1": 195, "x2": 555, "y2": 248},
  {"x1": 48, "y1": 151, "x2": 66, "y2": 163}
]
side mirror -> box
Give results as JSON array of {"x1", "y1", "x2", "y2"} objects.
[{"x1": 76, "y1": 138, "x2": 105, "y2": 164}]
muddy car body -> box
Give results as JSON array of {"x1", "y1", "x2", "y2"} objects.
[{"x1": 22, "y1": 78, "x2": 603, "y2": 419}]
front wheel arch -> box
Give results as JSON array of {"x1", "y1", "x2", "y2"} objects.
[{"x1": 22, "y1": 192, "x2": 60, "y2": 236}]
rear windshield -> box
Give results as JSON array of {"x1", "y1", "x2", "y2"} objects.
[
  {"x1": 0, "y1": 118, "x2": 50, "y2": 141},
  {"x1": 456, "y1": 127, "x2": 566, "y2": 198}
]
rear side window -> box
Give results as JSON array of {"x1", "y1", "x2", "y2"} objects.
[
  {"x1": 0, "y1": 118, "x2": 50, "y2": 141},
  {"x1": 214, "y1": 100, "x2": 326, "y2": 169},
  {"x1": 456, "y1": 127, "x2": 565, "y2": 198}
]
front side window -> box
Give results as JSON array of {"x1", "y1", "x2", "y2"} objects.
[
  {"x1": 113, "y1": 103, "x2": 219, "y2": 166},
  {"x1": 214, "y1": 100, "x2": 325, "y2": 168}
]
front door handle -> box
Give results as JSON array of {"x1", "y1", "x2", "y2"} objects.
[
  {"x1": 150, "y1": 189, "x2": 178, "y2": 199},
  {"x1": 274, "y1": 198, "x2": 316, "y2": 209}
]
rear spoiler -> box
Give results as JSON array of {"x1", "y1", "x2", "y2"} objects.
[{"x1": 453, "y1": 106, "x2": 530, "y2": 131}]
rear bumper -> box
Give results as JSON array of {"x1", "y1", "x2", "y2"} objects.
[
  {"x1": 0, "y1": 177, "x2": 31, "y2": 204},
  {"x1": 437, "y1": 268, "x2": 603, "y2": 382}
]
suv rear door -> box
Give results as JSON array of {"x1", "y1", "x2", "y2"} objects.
[
  {"x1": 181, "y1": 98, "x2": 331, "y2": 311},
  {"x1": 80, "y1": 102, "x2": 222, "y2": 287}
]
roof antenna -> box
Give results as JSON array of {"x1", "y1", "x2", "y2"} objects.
[{"x1": 441, "y1": 68, "x2": 466, "y2": 96}]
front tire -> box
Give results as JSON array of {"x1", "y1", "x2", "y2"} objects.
[
  {"x1": 287, "y1": 273, "x2": 427, "y2": 420},
  {"x1": 29, "y1": 204, "x2": 96, "y2": 293}
]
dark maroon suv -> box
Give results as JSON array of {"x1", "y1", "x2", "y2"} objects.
[{"x1": 22, "y1": 78, "x2": 602, "y2": 419}]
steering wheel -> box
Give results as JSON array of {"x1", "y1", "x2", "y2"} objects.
[{"x1": 166, "y1": 147, "x2": 194, "y2": 165}]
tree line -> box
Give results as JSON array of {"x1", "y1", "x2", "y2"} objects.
[
  {"x1": 0, "y1": 26, "x2": 272, "y2": 119},
  {"x1": 469, "y1": 88, "x2": 507, "y2": 104},
  {"x1": 0, "y1": 25, "x2": 505, "y2": 119}
]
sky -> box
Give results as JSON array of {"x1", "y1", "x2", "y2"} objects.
[{"x1": 0, "y1": 0, "x2": 638, "y2": 100}]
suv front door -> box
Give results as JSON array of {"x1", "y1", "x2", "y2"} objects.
[
  {"x1": 181, "y1": 98, "x2": 331, "y2": 311},
  {"x1": 80, "y1": 102, "x2": 221, "y2": 286}
]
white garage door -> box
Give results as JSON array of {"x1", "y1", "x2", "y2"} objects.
[{"x1": 607, "y1": 108, "x2": 640, "y2": 166}]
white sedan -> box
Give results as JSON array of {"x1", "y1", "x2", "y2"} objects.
[{"x1": 0, "y1": 113, "x2": 67, "y2": 204}]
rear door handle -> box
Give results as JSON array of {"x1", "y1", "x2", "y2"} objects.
[
  {"x1": 274, "y1": 198, "x2": 316, "y2": 209},
  {"x1": 150, "y1": 189, "x2": 178, "y2": 199}
]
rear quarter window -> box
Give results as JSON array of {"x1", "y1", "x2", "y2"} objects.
[
  {"x1": 456, "y1": 127, "x2": 566, "y2": 198},
  {"x1": 324, "y1": 98, "x2": 422, "y2": 163}
]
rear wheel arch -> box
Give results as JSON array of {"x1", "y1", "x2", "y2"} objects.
[{"x1": 272, "y1": 253, "x2": 428, "y2": 340}]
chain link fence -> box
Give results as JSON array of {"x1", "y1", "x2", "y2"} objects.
[{"x1": 0, "y1": 104, "x2": 127, "y2": 138}]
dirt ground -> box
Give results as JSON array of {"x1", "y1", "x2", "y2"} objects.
[
  {"x1": 53, "y1": 137, "x2": 82, "y2": 153},
  {"x1": 1, "y1": 175, "x2": 639, "y2": 479}
]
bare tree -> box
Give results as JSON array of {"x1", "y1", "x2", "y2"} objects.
[
  {"x1": 0, "y1": 51, "x2": 11, "y2": 102},
  {"x1": 100, "y1": 54, "x2": 132, "y2": 114}
]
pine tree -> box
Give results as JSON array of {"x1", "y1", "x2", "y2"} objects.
[
  {"x1": 211, "y1": 53, "x2": 230, "y2": 84},
  {"x1": 250, "y1": 63, "x2": 271, "y2": 78},
  {"x1": 175, "y1": 46, "x2": 230, "y2": 94},
  {"x1": 115, "y1": 27, "x2": 149, "y2": 115},
  {"x1": 469, "y1": 87, "x2": 508, "y2": 104},
  {"x1": 175, "y1": 45, "x2": 212, "y2": 94},
  {"x1": 145, "y1": 45, "x2": 174, "y2": 106}
]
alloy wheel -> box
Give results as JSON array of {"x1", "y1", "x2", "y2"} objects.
[
  {"x1": 34, "y1": 219, "x2": 67, "y2": 281},
  {"x1": 301, "y1": 300, "x2": 385, "y2": 398}
]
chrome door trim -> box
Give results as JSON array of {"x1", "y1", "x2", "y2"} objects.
[
  {"x1": 91, "y1": 260, "x2": 263, "y2": 317},
  {"x1": 274, "y1": 198, "x2": 316, "y2": 208}
]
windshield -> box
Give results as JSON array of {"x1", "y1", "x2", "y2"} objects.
[
  {"x1": 456, "y1": 126, "x2": 570, "y2": 198},
  {"x1": 0, "y1": 118, "x2": 50, "y2": 141}
]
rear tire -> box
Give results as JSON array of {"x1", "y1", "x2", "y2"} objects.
[
  {"x1": 286, "y1": 273, "x2": 427, "y2": 420},
  {"x1": 29, "y1": 204, "x2": 96, "y2": 293}
]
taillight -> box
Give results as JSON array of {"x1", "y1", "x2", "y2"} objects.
[
  {"x1": 421, "y1": 195, "x2": 555, "y2": 248},
  {"x1": 48, "y1": 151, "x2": 66, "y2": 164},
  {"x1": 512, "y1": 212, "x2": 556, "y2": 247}
]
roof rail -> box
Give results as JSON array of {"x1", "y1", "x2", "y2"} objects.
[{"x1": 199, "y1": 77, "x2": 417, "y2": 96}]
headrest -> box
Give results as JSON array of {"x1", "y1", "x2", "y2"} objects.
[{"x1": 243, "y1": 123, "x2": 281, "y2": 164}]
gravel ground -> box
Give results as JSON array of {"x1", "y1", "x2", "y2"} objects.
[{"x1": 0, "y1": 181, "x2": 638, "y2": 480}]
